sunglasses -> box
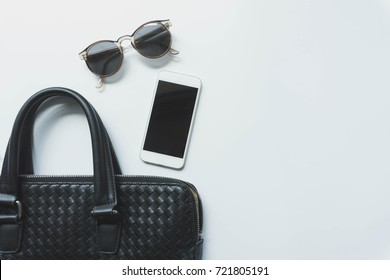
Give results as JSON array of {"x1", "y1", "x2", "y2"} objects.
[{"x1": 79, "y1": 19, "x2": 179, "y2": 88}]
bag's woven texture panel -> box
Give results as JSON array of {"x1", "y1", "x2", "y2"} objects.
[{"x1": 0, "y1": 178, "x2": 198, "y2": 259}]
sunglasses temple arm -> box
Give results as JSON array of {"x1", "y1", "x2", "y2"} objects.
[
  {"x1": 96, "y1": 77, "x2": 104, "y2": 89},
  {"x1": 169, "y1": 48, "x2": 179, "y2": 55},
  {"x1": 79, "y1": 51, "x2": 87, "y2": 60}
]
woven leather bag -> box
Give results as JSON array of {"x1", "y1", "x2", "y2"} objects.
[{"x1": 0, "y1": 87, "x2": 203, "y2": 259}]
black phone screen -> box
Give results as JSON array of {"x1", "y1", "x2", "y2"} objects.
[{"x1": 143, "y1": 80, "x2": 198, "y2": 158}]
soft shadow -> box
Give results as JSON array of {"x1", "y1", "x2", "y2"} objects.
[
  {"x1": 137, "y1": 53, "x2": 180, "y2": 68},
  {"x1": 103, "y1": 60, "x2": 129, "y2": 85}
]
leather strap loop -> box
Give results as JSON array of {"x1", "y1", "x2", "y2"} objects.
[
  {"x1": 16, "y1": 99, "x2": 122, "y2": 175},
  {"x1": 0, "y1": 87, "x2": 121, "y2": 254},
  {"x1": 1, "y1": 87, "x2": 118, "y2": 209}
]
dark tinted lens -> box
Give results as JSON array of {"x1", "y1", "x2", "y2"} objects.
[
  {"x1": 86, "y1": 41, "x2": 123, "y2": 76},
  {"x1": 133, "y1": 22, "x2": 171, "y2": 58}
]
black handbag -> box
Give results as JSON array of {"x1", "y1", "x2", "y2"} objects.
[{"x1": 0, "y1": 87, "x2": 203, "y2": 259}]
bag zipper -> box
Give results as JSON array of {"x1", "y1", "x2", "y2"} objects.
[{"x1": 19, "y1": 174, "x2": 203, "y2": 240}]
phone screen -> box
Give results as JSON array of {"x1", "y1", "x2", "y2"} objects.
[{"x1": 143, "y1": 80, "x2": 198, "y2": 158}]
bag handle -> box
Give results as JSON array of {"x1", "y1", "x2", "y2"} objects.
[
  {"x1": 16, "y1": 99, "x2": 122, "y2": 175},
  {"x1": 0, "y1": 87, "x2": 121, "y2": 254}
]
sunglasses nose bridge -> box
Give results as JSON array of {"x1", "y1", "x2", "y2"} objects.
[{"x1": 117, "y1": 35, "x2": 133, "y2": 50}]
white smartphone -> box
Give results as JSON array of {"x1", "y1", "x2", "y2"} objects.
[{"x1": 140, "y1": 70, "x2": 201, "y2": 169}]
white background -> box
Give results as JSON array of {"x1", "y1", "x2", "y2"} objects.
[
  {"x1": 3, "y1": 260, "x2": 390, "y2": 280},
  {"x1": 1, "y1": 0, "x2": 390, "y2": 259}
]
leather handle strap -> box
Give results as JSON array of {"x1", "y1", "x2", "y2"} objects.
[
  {"x1": 17, "y1": 99, "x2": 122, "y2": 175},
  {"x1": 0, "y1": 87, "x2": 121, "y2": 254}
]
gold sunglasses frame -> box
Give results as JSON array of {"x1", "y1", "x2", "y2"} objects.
[{"x1": 79, "y1": 19, "x2": 179, "y2": 88}]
